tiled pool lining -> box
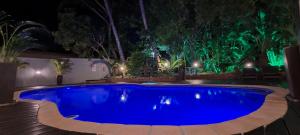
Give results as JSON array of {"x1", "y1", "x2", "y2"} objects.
[{"x1": 14, "y1": 84, "x2": 288, "y2": 135}]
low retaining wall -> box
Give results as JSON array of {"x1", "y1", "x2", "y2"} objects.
[
  {"x1": 110, "y1": 77, "x2": 179, "y2": 83},
  {"x1": 186, "y1": 73, "x2": 239, "y2": 80},
  {"x1": 86, "y1": 76, "x2": 179, "y2": 84}
]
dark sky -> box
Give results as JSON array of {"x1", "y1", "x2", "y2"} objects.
[{"x1": 0, "y1": 0, "x2": 61, "y2": 31}]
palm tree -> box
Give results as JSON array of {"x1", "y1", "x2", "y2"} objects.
[
  {"x1": 51, "y1": 59, "x2": 73, "y2": 85},
  {"x1": 0, "y1": 11, "x2": 49, "y2": 63},
  {"x1": 0, "y1": 11, "x2": 50, "y2": 103},
  {"x1": 138, "y1": 0, "x2": 160, "y2": 73},
  {"x1": 103, "y1": 0, "x2": 125, "y2": 63},
  {"x1": 139, "y1": 0, "x2": 148, "y2": 30}
]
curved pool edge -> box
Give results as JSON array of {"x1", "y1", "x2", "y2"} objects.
[{"x1": 14, "y1": 84, "x2": 288, "y2": 135}]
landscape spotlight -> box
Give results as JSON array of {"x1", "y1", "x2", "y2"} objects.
[
  {"x1": 119, "y1": 65, "x2": 126, "y2": 71},
  {"x1": 151, "y1": 52, "x2": 155, "y2": 58},
  {"x1": 244, "y1": 62, "x2": 254, "y2": 68},
  {"x1": 164, "y1": 61, "x2": 169, "y2": 67},
  {"x1": 193, "y1": 61, "x2": 199, "y2": 68}
]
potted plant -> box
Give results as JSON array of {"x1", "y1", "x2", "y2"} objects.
[
  {"x1": 284, "y1": 45, "x2": 300, "y2": 102},
  {"x1": 0, "y1": 11, "x2": 47, "y2": 104},
  {"x1": 51, "y1": 59, "x2": 72, "y2": 85}
]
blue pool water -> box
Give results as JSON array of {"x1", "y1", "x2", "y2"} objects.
[{"x1": 20, "y1": 84, "x2": 272, "y2": 125}]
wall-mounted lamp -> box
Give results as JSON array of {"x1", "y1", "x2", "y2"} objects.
[{"x1": 35, "y1": 70, "x2": 41, "y2": 75}]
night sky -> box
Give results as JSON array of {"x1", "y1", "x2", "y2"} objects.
[{"x1": 1, "y1": 0, "x2": 61, "y2": 31}]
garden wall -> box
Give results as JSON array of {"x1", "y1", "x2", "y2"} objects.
[
  {"x1": 185, "y1": 73, "x2": 239, "y2": 80},
  {"x1": 16, "y1": 57, "x2": 109, "y2": 87}
]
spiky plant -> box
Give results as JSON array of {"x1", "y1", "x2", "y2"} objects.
[
  {"x1": 159, "y1": 55, "x2": 185, "y2": 73},
  {"x1": 0, "y1": 11, "x2": 49, "y2": 63},
  {"x1": 51, "y1": 59, "x2": 72, "y2": 76}
]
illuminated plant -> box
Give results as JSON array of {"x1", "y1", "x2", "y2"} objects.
[
  {"x1": 266, "y1": 49, "x2": 284, "y2": 67},
  {"x1": 51, "y1": 59, "x2": 73, "y2": 85},
  {"x1": 51, "y1": 59, "x2": 72, "y2": 76},
  {"x1": 158, "y1": 55, "x2": 185, "y2": 73}
]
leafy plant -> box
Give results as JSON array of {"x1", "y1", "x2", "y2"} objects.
[
  {"x1": 0, "y1": 11, "x2": 49, "y2": 63},
  {"x1": 110, "y1": 62, "x2": 127, "y2": 77},
  {"x1": 158, "y1": 55, "x2": 185, "y2": 73},
  {"x1": 266, "y1": 49, "x2": 284, "y2": 68},
  {"x1": 145, "y1": 0, "x2": 296, "y2": 74},
  {"x1": 127, "y1": 51, "x2": 147, "y2": 76},
  {"x1": 51, "y1": 59, "x2": 73, "y2": 76},
  {"x1": 55, "y1": 11, "x2": 93, "y2": 58}
]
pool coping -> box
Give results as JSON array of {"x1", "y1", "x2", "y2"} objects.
[{"x1": 14, "y1": 84, "x2": 288, "y2": 135}]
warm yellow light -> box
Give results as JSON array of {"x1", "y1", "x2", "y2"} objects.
[
  {"x1": 164, "y1": 62, "x2": 169, "y2": 67},
  {"x1": 119, "y1": 65, "x2": 126, "y2": 72},
  {"x1": 120, "y1": 66, "x2": 125, "y2": 71}
]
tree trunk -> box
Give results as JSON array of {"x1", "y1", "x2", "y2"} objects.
[
  {"x1": 138, "y1": 0, "x2": 160, "y2": 66},
  {"x1": 139, "y1": 0, "x2": 148, "y2": 30},
  {"x1": 103, "y1": 0, "x2": 125, "y2": 63},
  {"x1": 108, "y1": 26, "x2": 118, "y2": 60}
]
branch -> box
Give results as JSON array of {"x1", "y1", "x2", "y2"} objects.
[{"x1": 81, "y1": 0, "x2": 109, "y2": 25}]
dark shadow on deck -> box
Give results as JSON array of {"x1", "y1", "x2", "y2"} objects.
[{"x1": 0, "y1": 102, "x2": 95, "y2": 135}]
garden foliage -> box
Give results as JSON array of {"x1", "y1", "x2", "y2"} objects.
[{"x1": 144, "y1": 0, "x2": 297, "y2": 73}]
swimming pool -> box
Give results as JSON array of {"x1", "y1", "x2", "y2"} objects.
[{"x1": 20, "y1": 84, "x2": 272, "y2": 126}]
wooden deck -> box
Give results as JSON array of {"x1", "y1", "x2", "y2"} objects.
[
  {"x1": 0, "y1": 102, "x2": 94, "y2": 135},
  {"x1": 1, "y1": 101, "x2": 299, "y2": 135}
]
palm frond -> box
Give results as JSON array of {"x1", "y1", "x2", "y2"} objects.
[
  {"x1": 51, "y1": 59, "x2": 73, "y2": 75},
  {"x1": 0, "y1": 11, "x2": 50, "y2": 63}
]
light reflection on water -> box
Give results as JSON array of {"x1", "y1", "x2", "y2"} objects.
[{"x1": 20, "y1": 84, "x2": 272, "y2": 125}]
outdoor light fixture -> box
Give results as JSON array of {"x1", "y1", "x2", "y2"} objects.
[
  {"x1": 163, "y1": 61, "x2": 170, "y2": 68},
  {"x1": 244, "y1": 62, "x2": 254, "y2": 68},
  {"x1": 119, "y1": 65, "x2": 126, "y2": 72},
  {"x1": 151, "y1": 51, "x2": 155, "y2": 58},
  {"x1": 119, "y1": 64, "x2": 127, "y2": 78},
  {"x1": 193, "y1": 61, "x2": 199, "y2": 68},
  {"x1": 35, "y1": 70, "x2": 41, "y2": 75},
  {"x1": 164, "y1": 62, "x2": 169, "y2": 67}
]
